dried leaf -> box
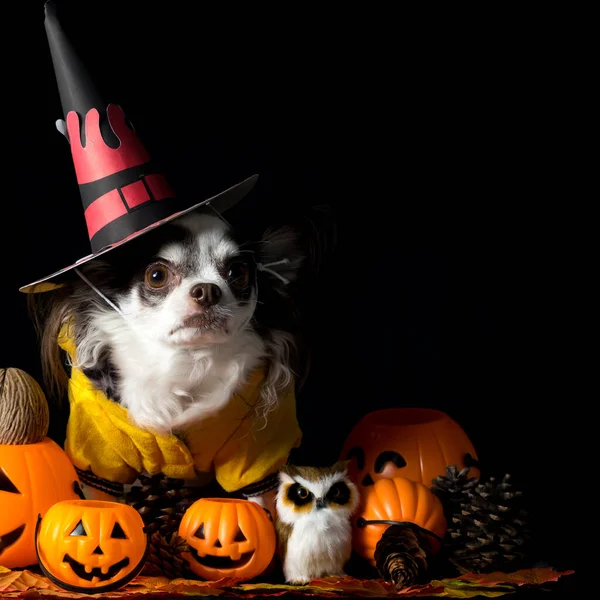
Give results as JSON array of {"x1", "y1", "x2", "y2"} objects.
[
  {"x1": 0, "y1": 566, "x2": 574, "y2": 599},
  {"x1": 235, "y1": 577, "x2": 441, "y2": 598},
  {"x1": 234, "y1": 581, "x2": 341, "y2": 598},
  {"x1": 125, "y1": 575, "x2": 171, "y2": 589},
  {"x1": 428, "y1": 582, "x2": 515, "y2": 598},
  {"x1": 0, "y1": 569, "x2": 60, "y2": 593},
  {"x1": 442, "y1": 568, "x2": 575, "y2": 587},
  {"x1": 157, "y1": 576, "x2": 238, "y2": 596},
  {"x1": 309, "y1": 576, "x2": 406, "y2": 596}
]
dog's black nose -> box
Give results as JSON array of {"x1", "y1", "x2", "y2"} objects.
[{"x1": 190, "y1": 283, "x2": 222, "y2": 306}]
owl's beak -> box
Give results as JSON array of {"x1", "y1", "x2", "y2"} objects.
[{"x1": 316, "y1": 498, "x2": 326, "y2": 509}]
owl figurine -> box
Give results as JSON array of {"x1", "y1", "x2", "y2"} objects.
[{"x1": 275, "y1": 460, "x2": 359, "y2": 584}]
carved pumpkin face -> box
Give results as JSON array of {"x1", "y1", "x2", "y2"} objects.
[
  {"x1": 353, "y1": 476, "x2": 447, "y2": 565},
  {"x1": 341, "y1": 408, "x2": 480, "y2": 491},
  {"x1": 0, "y1": 439, "x2": 80, "y2": 568},
  {"x1": 179, "y1": 497, "x2": 276, "y2": 582},
  {"x1": 36, "y1": 500, "x2": 149, "y2": 594}
]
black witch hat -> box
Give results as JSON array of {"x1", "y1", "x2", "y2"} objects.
[{"x1": 20, "y1": 1, "x2": 258, "y2": 293}]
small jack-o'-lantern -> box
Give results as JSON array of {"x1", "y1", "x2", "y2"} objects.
[
  {"x1": 36, "y1": 500, "x2": 149, "y2": 594},
  {"x1": 340, "y1": 408, "x2": 480, "y2": 492},
  {"x1": 179, "y1": 497, "x2": 276, "y2": 582},
  {"x1": 0, "y1": 367, "x2": 81, "y2": 569}
]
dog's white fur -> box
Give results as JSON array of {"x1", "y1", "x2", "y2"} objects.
[{"x1": 72, "y1": 213, "x2": 293, "y2": 434}]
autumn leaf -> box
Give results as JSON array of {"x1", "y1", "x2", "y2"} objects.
[
  {"x1": 235, "y1": 577, "x2": 444, "y2": 598},
  {"x1": 422, "y1": 568, "x2": 575, "y2": 599},
  {"x1": 156, "y1": 576, "x2": 239, "y2": 596},
  {"x1": 0, "y1": 569, "x2": 60, "y2": 593},
  {"x1": 233, "y1": 581, "x2": 341, "y2": 597},
  {"x1": 165, "y1": 576, "x2": 238, "y2": 587},
  {"x1": 0, "y1": 567, "x2": 574, "y2": 599},
  {"x1": 125, "y1": 575, "x2": 171, "y2": 589},
  {"x1": 447, "y1": 568, "x2": 575, "y2": 587},
  {"x1": 428, "y1": 580, "x2": 516, "y2": 598}
]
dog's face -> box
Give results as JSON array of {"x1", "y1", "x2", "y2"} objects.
[{"x1": 84, "y1": 212, "x2": 257, "y2": 347}]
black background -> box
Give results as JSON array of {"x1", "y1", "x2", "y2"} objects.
[{"x1": 3, "y1": 0, "x2": 574, "y2": 587}]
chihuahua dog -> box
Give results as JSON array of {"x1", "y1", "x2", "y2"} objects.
[{"x1": 29, "y1": 207, "x2": 329, "y2": 515}]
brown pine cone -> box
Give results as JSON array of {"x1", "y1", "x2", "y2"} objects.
[
  {"x1": 125, "y1": 474, "x2": 203, "y2": 535},
  {"x1": 445, "y1": 473, "x2": 530, "y2": 573},
  {"x1": 374, "y1": 525, "x2": 432, "y2": 590},
  {"x1": 142, "y1": 531, "x2": 194, "y2": 579}
]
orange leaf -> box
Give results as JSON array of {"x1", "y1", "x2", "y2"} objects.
[
  {"x1": 447, "y1": 568, "x2": 575, "y2": 587},
  {"x1": 124, "y1": 575, "x2": 171, "y2": 589},
  {"x1": 157, "y1": 576, "x2": 238, "y2": 596},
  {"x1": 235, "y1": 576, "x2": 446, "y2": 598},
  {"x1": 309, "y1": 576, "x2": 400, "y2": 596},
  {"x1": 0, "y1": 569, "x2": 60, "y2": 593}
]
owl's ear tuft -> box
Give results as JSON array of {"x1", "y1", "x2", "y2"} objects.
[
  {"x1": 331, "y1": 460, "x2": 350, "y2": 475},
  {"x1": 278, "y1": 468, "x2": 296, "y2": 485}
]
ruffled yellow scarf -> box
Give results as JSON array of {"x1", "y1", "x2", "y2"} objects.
[{"x1": 58, "y1": 321, "x2": 302, "y2": 492}]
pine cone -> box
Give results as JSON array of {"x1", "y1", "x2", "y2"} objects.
[
  {"x1": 125, "y1": 474, "x2": 203, "y2": 536},
  {"x1": 373, "y1": 525, "x2": 433, "y2": 591},
  {"x1": 142, "y1": 531, "x2": 194, "y2": 579},
  {"x1": 431, "y1": 465, "x2": 480, "y2": 521},
  {"x1": 446, "y1": 473, "x2": 530, "y2": 573}
]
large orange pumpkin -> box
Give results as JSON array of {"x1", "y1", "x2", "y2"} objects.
[
  {"x1": 178, "y1": 497, "x2": 276, "y2": 582},
  {"x1": 340, "y1": 408, "x2": 480, "y2": 492},
  {"x1": 353, "y1": 476, "x2": 447, "y2": 566},
  {"x1": 36, "y1": 500, "x2": 149, "y2": 594},
  {"x1": 0, "y1": 368, "x2": 81, "y2": 569}
]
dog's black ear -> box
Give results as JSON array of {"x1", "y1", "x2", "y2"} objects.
[
  {"x1": 256, "y1": 204, "x2": 337, "y2": 291},
  {"x1": 257, "y1": 225, "x2": 305, "y2": 290}
]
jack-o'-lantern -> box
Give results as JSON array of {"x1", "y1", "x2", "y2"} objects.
[
  {"x1": 353, "y1": 476, "x2": 447, "y2": 590},
  {"x1": 340, "y1": 408, "x2": 480, "y2": 492},
  {"x1": 36, "y1": 500, "x2": 149, "y2": 594},
  {"x1": 0, "y1": 367, "x2": 81, "y2": 569},
  {"x1": 178, "y1": 497, "x2": 276, "y2": 582}
]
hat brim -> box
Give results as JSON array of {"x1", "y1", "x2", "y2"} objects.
[{"x1": 20, "y1": 174, "x2": 259, "y2": 293}]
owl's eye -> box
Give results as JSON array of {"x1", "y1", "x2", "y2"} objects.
[
  {"x1": 287, "y1": 482, "x2": 313, "y2": 506},
  {"x1": 145, "y1": 263, "x2": 172, "y2": 289},
  {"x1": 326, "y1": 481, "x2": 351, "y2": 505}
]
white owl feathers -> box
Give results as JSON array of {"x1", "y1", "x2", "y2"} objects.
[{"x1": 275, "y1": 460, "x2": 359, "y2": 585}]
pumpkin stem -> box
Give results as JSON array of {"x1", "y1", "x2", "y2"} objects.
[{"x1": 373, "y1": 524, "x2": 434, "y2": 591}]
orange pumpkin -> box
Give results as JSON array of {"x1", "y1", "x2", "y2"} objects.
[
  {"x1": 178, "y1": 497, "x2": 276, "y2": 582},
  {"x1": 353, "y1": 476, "x2": 447, "y2": 565},
  {"x1": 0, "y1": 368, "x2": 81, "y2": 569},
  {"x1": 341, "y1": 408, "x2": 480, "y2": 492},
  {"x1": 36, "y1": 500, "x2": 149, "y2": 594}
]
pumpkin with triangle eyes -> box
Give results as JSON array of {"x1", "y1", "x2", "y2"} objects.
[
  {"x1": 340, "y1": 408, "x2": 480, "y2": 492},
  {"x1": 178, "y1": 497, "x2": 276, "y2": 582},
  {"x1": 36, "y1": 500, "x2": 149, "y2": 594},
  {"x1": 0, "y1": 367, "x2": 81, "y2": 569}
]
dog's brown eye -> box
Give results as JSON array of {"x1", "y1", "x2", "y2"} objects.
[
  {"x1": 145, "y1": 264, "x2": 171, "y2": 289},
  {"x1": 226, "y1": 260, "x2": 249, "y2": 287}
]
